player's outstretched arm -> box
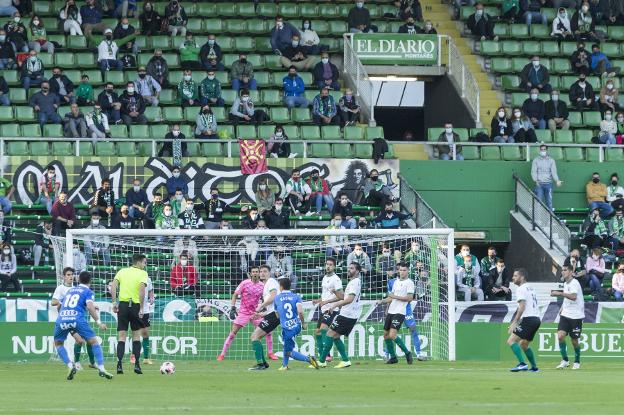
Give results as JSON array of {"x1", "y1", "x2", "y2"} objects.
[
  {"x1": 87, "y1": 301, "x2": 107, "y2": 330},
  {"x1": 328, "y1": 293, "x2": 354, "y2": 311},
  {"x1": 297, "y1": 302, "x2": 305, "y2": 330}
]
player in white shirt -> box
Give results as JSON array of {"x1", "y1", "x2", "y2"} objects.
[
  {"x1": 51, "y1": 267, "x2": 95, "y2": 370},
  {"x1": 317, "y1": 262, "x2": 362, "y2": 369},
  {"x1": 135, "y1": 276, "x2": 154, "y2": 365},
  {"x1": 551, "y1": 264, "x2": 585, "y2": 370},
  {"x1": 507, "y1": 268, "x2": 541, "y2": 372},
  {"x1": 311, "y1": 258, "x2": 344, "y2": 362},
  {"x1": 378, "y1": 262, "x2": 415, "y2": 365},
  {"x1": 248, "y1": 265, "x2": 281, "y2": 370}
]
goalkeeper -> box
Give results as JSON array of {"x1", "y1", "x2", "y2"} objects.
[{"x1": 217, "y1": 266, "x2": 264, "y2": 361}]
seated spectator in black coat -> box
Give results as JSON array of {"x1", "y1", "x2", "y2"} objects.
[
  {"x1": 466, "y1": 2, "x2": 496, "y2": 40},
  {"x1": 312, "y1": 52, "x2": 340, "y2": 90},
  {"x1": 519, "y1": 56, "x2": 552, "y2": 93},
  {"x1": 544, "y1": 90, "x2": 570, "y2": 133},
  {"x1": 484, "y1": 258, "x2": 511, "y2": 300},
  {"x1": 569, "y1": 73, "x2": 598, "y2": 112}
]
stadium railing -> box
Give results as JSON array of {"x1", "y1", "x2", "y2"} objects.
[{"x1": 513, "y1": 173, "x2": 570, "y2": 255}]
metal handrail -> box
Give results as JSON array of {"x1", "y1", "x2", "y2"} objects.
[
  {"x1": 343, "y1": 33, "x2": 375, "y2": 125},
  {"x1": 445, "y1": 35, "x2": 480, "y2": 124},
  {"x1": 512, "y1": 173, "x2": 570, "y2": 255}
]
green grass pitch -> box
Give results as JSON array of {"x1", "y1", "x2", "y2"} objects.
[{"x1": 1, "y1": 360, "x2": 622, "y2": 415}]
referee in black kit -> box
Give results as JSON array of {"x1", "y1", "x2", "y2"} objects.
[{"x1": 111, "y1": 253, "x2": 149, "y2": 375}]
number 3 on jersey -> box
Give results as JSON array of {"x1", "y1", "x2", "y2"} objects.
[{"x1": 284, "y1": 303, "x2": 294, "y2": 318}]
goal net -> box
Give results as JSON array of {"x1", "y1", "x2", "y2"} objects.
[{"x1": 51, "y1": 228, "x2": 455, "y2": 362}]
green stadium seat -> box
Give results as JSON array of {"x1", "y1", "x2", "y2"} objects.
[
  {"x1": 608, "y1": 26, "x2": 624, "y2": 40},
  {"x1": 197, "y1": 2, "x2": 216, "y2": 15},
  {"x1": 233, "y1": 36, "x2": 254, "y2": 51},
  {"x1": 202, "y1": 142, "x2": 223, "y2": 157},
  {"x1": 22, "y1": 124, "x2": 41, "y2": 137},
  {"x1": 95, "y1": 142, "x2": 116, "y2": 156},
  {"x1": 257, "y1": 3, "x2": 278, "y2": 16},
  {"x1": 248, "y1": 19, "x2": 268, "y2": 34},
  {"x1": 554, "y1": 130, "x2": 573, "y2": 143},
  {"x1": 75, "y1": 53, "x2": 95, "y2": 68},
  {"x1": 225, "y1": 20, "x2": 248, "y2": 35},
  {"x1": 549, "y1": 147, "x2": 564, "y2": 161},
  {"x1": 493, "y1": 23, "x2": 509, "y2": 37},
  {"x1": 0, "y1": 106, "x2": 13, "y2": 121},
  {"x1": 261, "y1": 90, "x2": 283, "y2": 106},
  {"x1": 212, "y1": 107, "x2": 227, "y2": 122},
  {"x1": 491, "y1": 58, "x2": 512, "y2": 73},
  {"x1": 6, "y1": 141, "x2": 28, "y2": 155},
  {"x1": 574, "y1": 129, "x2": 594, "y2": 144},
  {"x1": 344, "y1": 126, "x2": 364, "y2": 141},
  {"x1": 310, "y1": 143, "x2": 332, "y2": 158},
  {"x1": 130, "y1": 125, "x2": 150, "y2": 138},
  {"x1": 512, "y1": 57, "x2": 528, "y2": 73},
  {"x1": 454, "y1": 128, "x2": 469, "y2": 142},
  {"x1": 319, "y1": 4, "x2": 338, "y2": 18},
  {"x1": 1, "y1": 124, "x2": 19, "y2": 137},
  {"x1": 480, "y1": 40, "x2": 500, "y2": 55},
  {"x1": 15, "y1": 106, "x2": 34, "y2": 121},
  {"x1": 9, "y1": 88, "x2": 26, "y2": 104},
  {"x1": 236, "y1": 125, "x2": 257, "y2": 139},
  {"x1": 564, "y1": 147, "x2": 584, "y2": 162},
  {"x1": 551, "y1": 58, "x2": 571, "y2": 74},
  {"x1": 480, "y1": 146, "x2": 501, "y2": 160},
  {"x1": 301, "y1": 125, "x2": 321, "y2": 140},
  {"x1": 78, "y1": 142, "x2": 93, "y2": 156},
  {"x1": 329, "y1": 21, "x2": 348, "y2": 35},
  {"x1": 530, "y1": 24, "x2": 549, "y2": 39},
  {"x1": 105, "y1": 71, "x2": 125, "y2": 85},
  {"x1": 163, "y1": 107, "x2": 184, "y2": 123},
  {"x1": 39, "y1": 53, "x2": 53, "y2": 67},
  {"x1": 354, "y1": 144, "x2": 373, "y2": 159},
  {"x1": 427, "y1": 127, "x2": 444, "y2": 142},
  {"x1": 602, "y1": 43, "x2": 621, "y2": 57},
  {"x1": 366, "y1": 126, "x2": 384, "y2": 140},
  {"x1": 283, "y1": 125, "x2": 299, "y2": 139},
  {"x1": 332, "y1": 143, "x2": 353, "y2": 158},
  {"x1": 150, "y1": 36, "x2": 170, "y2": 50},
  {"x1": 311, "y1": 20, "x2": 330, "y2": 35},
  {"x1": 300, "y1": 4, "x2": 318, "y2": 17},
  {"x1": 136, "y1": 142, "x2": 153, "y2": 157},
  {"x1": 510, "y1": 24, "x2": 529, "y2": 38},
  {"x1": 159, "y1": 89, "x2": 175, "y2": 105},
  {"x1": 203, "y1": 19, "x2": 223, "y2": 32},
  {"x1": 501, "y1": 75, "x2": 520, "y2": 90},
  {"x1": 52, "y1": 141, "x2": 74, "y2": 156},
  {"x1": 54, "y1": 52, "x2": 75, "y2": 68},
  {"x1": 144, "y1": 106, "x2": 162, "y2": 122},
  {"x1": 522, "y1": 41, "x2": 541, "y2": 56},
  {"x1": 540, "y1": 41, "x2": 560, "y2": 56},
  {"x1": 291, "y1": 108, "x2": 311, "y2": 123},
  {"x1": 108, "y1": 124, "x2": 128, "y2": 138},
  {"x1": 322, "y1": 126, "x2": 342, "y2": 140},
  {"x1": 117, "y1": 141, "x2": 136, "y2": 155},
  {"x1": 568, "y1": 112, "x2": 583, "y2": 128},
  {"x1": 150, "y1": 125, "x2": 169, "y2": 138},
  {"x1": 221, "y1": 90, "x2": 238, "y2": 105},
  {"x1": 583, "y1": 111, "x2": 602, "y2": 127},
  {"x1": 186, "y1": 18, "x2": 202, "y2": 32},
  {"x1": 219, "y1": 125, "x2": 235, "y2": 140},
  {"x1": 183, "y1": 141, "x2": 199, "y2": 157},
  {"x1": 278, "y1": 3, "x2": 299, "y2": 18},
  {"x1": 270, "y1": 108, "x2": 291, "y2": 123},
  {"x1": 585, "y1": 147, "x2": 600, "y2": 162},
  {"x1": 264, "y1": 55, "x2": 282, "y2": 70},
  {"x1": 257, "y1": 125, "x2": 274, "y2": 139},
  {"x1": 461, "y1": 146, "x2": 480, "y2": 160},
  {"x1": 534, "y1": 129, "x2": 552, "y2": 143},
  {"x1": 43, "y1": 124, "x2": 63, "y2": 137},
  {"x1": 502, "y1": 145, "x2": 524, "y2": 161},
  {"x1": 606, "y1": 148, "x2": 624, "y2": 162}
]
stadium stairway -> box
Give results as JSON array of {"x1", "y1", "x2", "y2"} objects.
[{"x1": 420, "y1": 0, "x2": 500, "y2": 124}]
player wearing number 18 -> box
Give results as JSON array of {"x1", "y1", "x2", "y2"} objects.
[
  {"x1": 53, "y1": 271, "x2": 113, "y2": 380},
  {"x1": 507, "y1": 268, "x2": 541, "y2": 373},
  {"x1": 110, "y1": 253, "x2": 149, "y2": 375}
]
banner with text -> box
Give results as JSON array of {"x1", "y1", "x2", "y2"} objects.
[{"x1": 352, "y1": 34, "x2": 439, "y2": 65}]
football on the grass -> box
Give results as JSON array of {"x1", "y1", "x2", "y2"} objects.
[{"x1": 160, "y1": 361, "x2": 175, "y2": 375}]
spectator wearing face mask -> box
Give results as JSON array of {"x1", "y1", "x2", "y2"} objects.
[
  {"x1": 419, "y1": 20, "x2": 437, "y2": 34},
  {"x1": 616, "y1": 112, "x2": 624, "y2": 144},
  {"x1": 30, "y1": 82, "x2": 62, "y2": 131},
  {"x1": 97, "y1": 28, "x2": 123, "y2": 77},
  {"x1": 599, "y1": 79, "x2": 620, "y2": 115},
  {"x1": 144, "y1": 192, "x2": 164, "y2": 229},
  {"x1": 375, "y1": 244, "x2": 397, "y2": 278},
  {"x1": 348, "y1": 0, "x2": 375, "y2": 33},
  {"x1": 92, "y1": 178, "x2": 116, "y2": 220},
  {"x1": 563, "y1": 248, "x2": 586, "y2": 282},
  {"x1": 522, "y1": 88, "x2": 546, "y2": 130},
  {"x1": 83, "y1": 212, "x2": 110, "y2": 266},
  {"x1": 255, "y1": 179, "x2": 275, "y2": 216},
  {"x1": 28, "y1": 15, "x2": 53, "y2": 54},
  {"x1": 63, "y1": 103, "x2": 88, "y2": 139},
  {"x1": 585, "y1": 247, "x2": 607, "y2": 296},
  {"x1": 177, "y1": 69, "x2": 198, "y2": 108},
  {"x1": 299, "y1": 19, "x2": 321, "y2": 55},
  {"x1": 599, "y1": 110, "x2": 617, "y2": 145},
  {"x1": 362, "y1": 169, "x2": 395, "y2": 208},
  {"x1": 170, "y1": 253, "x2": 197, "y2": 296},
  {"x1": 510, "y1": 107, "x2": 537, "y2": 143},
  {"x1": 466, "y1": 2, "x2": 497, "y2": 41},
  {"x1": 134, "y1": 65, "x2": 161, "y2": 107},
  {"x1": 313, "y1": 52, "x2": 340, "y2": 90},
  {"x1": 373, "y1": 202, "x2": 416, "y2": 229},
  {"x1": 545, "y1": 90, "x2": 570, "y2": 133},
  {"x1": 38, "y1": 165, "x2": 60, "y2": 214},
  {"x1": 608, "y1": 207, "x2": 624, "y2": 249},
  {"x1": 75, "y1": 74, "x2": 94, "y2": 106},
  {"x1": 612, "y1": 263, "x2": 624, "y2": 301},
  {"x1": 346, "y1": 244, "x2": 372, "y2": 274},
  {"x1": 166, "y1": 166, "x2": 188, "y2": 198},
  {"x1": 456, "y1": 255, "x2": 484, "y2": 301},
  {"x1": 520, "y1": 55, "x2": 551, "y2": 94},
  {"x1": 454, "y1": 244, "x2": 480, "y2": 273},
  {"x1": 263, "y1": 198, "x2": 290, "y2": 229},
  {"x1": 5, "y1": 12, "x2": 28, "y2": 53},
  {"x1": 111, "y1": 204, "x2": 135, "y2": 229},
  {"x1": 195, "y1": 104, "x2": 218, "y2": 139},
  {"x1": 502, "y1": 0, "x2": 521, "y2": 22},
  {"x1": 531, "y1": 144, "x2": 561, "y2": 211},
  {"x1": 490, "y1": 107, "x2": 512, "y2": 143},
  {"x1": 520, "y1": 0, "x2": 547, "y2": 28},
  {"x1": 398, "y1": 17, "x2": 419, "y2": 34},
  {"x1": 179, "y1": 32, "x2": 200, "y2": 70},
  {"x1": 169, "y1": 188, "x2": 185, "y2": 217},
  {"x1": 591, "y1": 43, "x2": 620, "y2": 78},
  {"x1": 0, "y1": 243, "x2": 18, "y2": 292},
  {"x1": 282, "y1": 66, "x2": 308, "y2": 109},
  {"x1": 200, "y1": 188, "x2": 233, "y2": 230},
  {"x1": 0, "y1": 30, "x2": 16, "y2": 70},
  {"x1": 199, "y1": 70, "x2": 224, "y2": 107},
  {"x1": 178, "y1": 199, "x2": 203, "y2": 229},
  {"x1": 485, "y1": 259, "x2": 511, "y2": 301},
  {"x1": 242, "y1": 207, "x2": 260, "y2": 230},
  {"x1": 267, "y1": 125, "x2": 292, "y2": 158},
  {"x1": 229, "y1": 88, "x2": 269, "y2": 126},
  {"x1": 86, "y1": 103, "x2": 110, "y2": 140},
  {"x1": 229, "y1": 52, "x2": 255, "y2": 92},
  {"x1": 97, "y1": 82, "x2": 121, "y2": 124},
  {"x1": 331, "y1": 193, "x2": 356, "y2": 229},
  {"x1": 325, "y1": 214, "x2": 351, "y2": 258},
  {"x1": 139, "y1": 2, "x2": 161, "y2": 36},
  {"x1": 280, "y1": 34, "x2": 316, "y2": 71},
  {"x1": 51, "y1": 191, "x2": 76, "y2": 236},
  {"x1": 270, "y1": 15, "x2": 300, "y2": 55},
  {"x1": 307, "y1": 169, "x2": 333, "y2": 215},
  {"x1": 551, "y1": 7, "x2": 573, "y2": 40},
  {"x1": 125, "y1": 178, "x2": 149, "y2": 219},
  {"x1": 571, "y1": 2, "x2": 598, "y2": 42},
  {"x1": 119, "y1": 81, "x2": 148, "y2": 127},
  {"x1": 165, "y1": 0, "x2": 187, "y2": 37},
  {"x1": 569, "y1": 73, "x2": 598, "y2": 112},
  {"x1": 147, "y1": 49, "x2": 169, "y2": 88},
  {"x1": 338, "y1": 88, "x2": 360, "y2": 126},
  {"x1": 583, "y1": 208, "x2": 608, "y2": 248},
  {"x1": 587, "y1": 172, "x2": 614, "y2": 218},
  {"x1": 199, "y1": 34, "x2": 224, "y2": 72},
  {"x1": 21, "y1": 50, "x2": 45, "y2": 94},
  {"x1": 312, "y1": 87, "x2": 339, "y2": 126},
  {"x1": 113, "y1": 16, "x2": 137, "y2": 55},
  {"x1": 437, "y1": 123, "x2": 463, "y2": 160},
  {"x1": 160, "y1": 124, "x2": 187, "y2": 160},
  {"x1": 285, "y1": 168, "x2": 312, "y2": 215},
  {"x1": 80, "y1": 0, "x2": 105, "y2": 36},
  {"x1": 570, "y1": 42, "x2": 591, "y2": 76}
]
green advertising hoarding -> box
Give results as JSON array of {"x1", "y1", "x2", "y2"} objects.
[{"x1": 352, "y1": 34, "x2": 439, "y2": 65}]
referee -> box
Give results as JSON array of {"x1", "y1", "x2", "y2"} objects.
[{"x1": 111, "y1": 253, "x2": 148, "y2": 375}]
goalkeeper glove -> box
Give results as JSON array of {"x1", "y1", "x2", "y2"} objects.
[{"x1": 229, "y1": 307, "x2": 237, "y2": 320}]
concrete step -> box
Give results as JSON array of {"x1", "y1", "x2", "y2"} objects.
[{"x1": 393, "y1": 143, "x2": 429, "y2": 160}]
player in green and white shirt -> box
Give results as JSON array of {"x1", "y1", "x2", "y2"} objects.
[
  {"x1": 551, "y1": 264, "x2": 585, "y2": 370},
  {"x1": 507, "y1": 268, "x2": 540, "y2": 372},
  {"x1": 318, "y1": 262, "x2": 362, "y2": 368},
  {"x1": 378, "y1": 262, "x2": 415, "y2": 365},
  {"x1": 249, "y1": 265, "x2": 281, "y2": 370},
  {"x1": 138, "y1": 276, "x2": 154, "y2": 365},
  {"x1": 312, "y1": 258, "x2": 343, "y2": 361},
  {"x1": 52, "y1": 267, "x2": 95, "y2": 370}
]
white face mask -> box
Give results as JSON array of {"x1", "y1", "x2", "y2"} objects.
[
  {"x1": 607, "y1": 84, "x2": 614, "y2": 90},
  {"x1": 291, "y1": 41, "x2": 299, "y2": 47},
  {"x1": 321, "y1": 58, "x2": 329, "y2": 64},
  {"x1": 445, "y1": 128, "x2": 453, "y2": 134},
  {"x1": 176, "y1": 195, "x2": 183, "y2": 201},
  {"x1": 356, "y1": 2, "x2": 363, "y2": 7},
  {"x1": 551, "y1": 95, "x2": 559, "y2": 101},
  {"x1": 184, "y1": 75, "x2": 191, "y2": 81},
  {"x1": 186, "y1": 205, "x2": 194, "y2": 211},
  {"x1": 383, "y1": 251, "x2": 390, "y2": 257},
  {"x1": 259, "y1": 184, "x2": 267, "y2": 190},
  {"x1": 530, "y1": 94, "x2": 538, "y2": 101},
  {"x1": 498, "y1": 111, "x2": 505, "y2": 118},
  {"x1": 172, "y1": 130, "x2": 180, "y2": 137},
  {"x1": 92, "y1": 219, "x2": 99, "y2": 226},
  {"x1": 425, "y1": 24, "x2": 432, "y2": 30},
  {"x1": 303, "y1": 23, "x2": 309, "y2": 30},
  {"x1": 532, "y1": 60, "x2": 540, "y2": 67},
  {"x1": 276, "y1": 21, "x2": 283, "y2": 29},
  {"x1": 207, "y1": 75, "x2": 215, "y2": 80},
  {"x1": 180, "y1": 259, "x2": 188, "y2": 266},
  {"x1": 582, "y1": 5, "x2": 589, "y2": 12},
  {"x1": 618, "y1": 117, "x2": 624, "y2": 123},
  {"x1": 33, "y1": 20, "x2": 39, "y2": 25},
  {"x1": 606, "y1": 114, "x2": 612, "y2": 121},
  {"x1": 514, "y1": 111, "x2": 521, "y2": 118},
  {"x1": 133, "y1": 185, "x2": 140, "y2": 192},
  {"x1": 122, "y1": 24, "x2": 128, "y2": 29},
  {"x1": 173, "y1": 172, "x2": 180, "y2": 178},
  {"x1": 127, "y1": 87, "x2": 135, "y2": 94},
  {"x1": 275, "y1": 205, "x2": 282, "y2": 212},
  {"x1": 275, "y1": 131, "x2": 283, "y2": 137},
  {"x1": 13, "y1": 17, "x2": 20, "y2": 23},
  {"x1": 540, "y1": 150, "x2": 547, "y2": 157},
  {"x1": 496, "y1": 266, "x2": 504, "y2": 273},
  {"x1": 242, "y1": 96, "x2": 250, "y2": 102},
  {"x1": 3, "y1": 249, "x2": 9, "y2": 255},
  {"x1": 164, "y1": 210, "x2": 172, "y2": 217}
]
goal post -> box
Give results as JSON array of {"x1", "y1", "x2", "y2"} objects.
[{"x1": 53, "y1": 228, "x2": 455, "y2": 362}]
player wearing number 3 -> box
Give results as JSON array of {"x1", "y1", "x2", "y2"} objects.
[
  {"x1": 507, "y1": 268, "x2": 541, "y2": 373},
  {"x1": 53, "y1": 271, "x2": 113, "y2": 380}
]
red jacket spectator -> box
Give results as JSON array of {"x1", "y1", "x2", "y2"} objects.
[
  {"x1": 170, "y1": 263, "x2": 198, "y2": 289},
  {"x1": 307, "y1": 176, "x2": 331, "y2": 198},
  {"x1": 51, "y1": 199, "x2": 77, "y2": 222}
]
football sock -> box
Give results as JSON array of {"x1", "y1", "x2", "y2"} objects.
[
  {"x1": 411, "y1": 329, "x2": 422, "y2": 354},
  {"x1": 320, "y1": 335, "x2": 334, "y2": 363},
  {"x1": 142, "y1": 337, "x2": 150, "y2": 359},
  {"x1": 116, "y1": 341, "x2": 125, "y2": 363},
  {"x1": 132, "y1": 341, "x2": 141, "y2": 364},
  {"x1": 559, "y1": 342, "x2": 568, "y2": 361},
  {"x1": 282, "y1": 353, "x2": 289, "y2": 367},
  {"x1": 524, "y1": 347, "x2": 537, "y2": 368},
  {"x1": 73, "y1": 343, "x2": 82, "y2": 362},
  {"x1": 510, "y1": 343, "x2": 524, "y2": 364},
  {"x1": 252, "y1": 340, "x2": 265, "y2": 364},
  {"x1": 574, "y1": 346, "x2": 581, "y2": 364},
  {"x1": 56, "y1": 345, "x2": 71, "y2": 366},
  {"x1": 395, "y1": 336, "x2": 410, "y2": 355},
  {"x1": 333, "y1": 338, "x2": 349, "y2": 362},
  {"x1": 91, "y1": 343, "x2": 104, "y2": 366},
  {"x1": 86, "y1": 343, "x2": 95, "y2": 365},
  {"x1": 316, "y1": 329, "x2": 327, "y2": 358},
  {"x1": 290, "y1": 351, "x2": 308, "y2": 363},
  {"x1": 220, "y1": 333, "x2": 236, "y2": 356},
  {"x1": 385, "y1": 339, "x2": 397, "y2": 359},
  {"x1": 265, "y1": 333, "x2": 273, "y2": 354}
]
